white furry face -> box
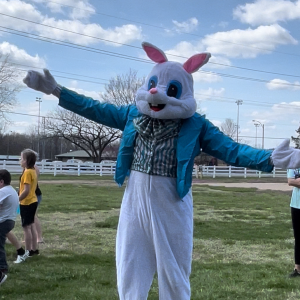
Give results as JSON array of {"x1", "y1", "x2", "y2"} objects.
[{"x1": 135, "y1": 61, "x2": 196, "y2": 120}]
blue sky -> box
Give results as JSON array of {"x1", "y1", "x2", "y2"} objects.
[{"x1": 1, "y1": 0, "x2": 300, "y2": 149}]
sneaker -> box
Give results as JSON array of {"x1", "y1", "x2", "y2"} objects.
[
  {"x1": 0, "y1": 272, "x2": 7, "y2": 286},
  {"x1": 289, "y1": 269, "x2": 300, "y2": 278},
  {"x1": 14, "y1": 250, "x2": 29, "y2": 264},
  {"x1": 29, "y1": 250, "x2": 39, "y2": 257}
]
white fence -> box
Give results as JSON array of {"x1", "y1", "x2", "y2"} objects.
[
  {"x1": 196, "y1": 165, "x2": 286, "y2": 178},
  {"x1": 0, "y1": 160, "x2": 116, "y2": 176},
  {"x1": 0, "y1": 160, "x2": 287, "y2": 178}
]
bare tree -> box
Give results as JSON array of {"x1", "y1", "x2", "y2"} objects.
[
  {"x1": 44, "y1": 107, "x2": 121, "y2": 162},
  {"x1": 0, "y1": 55, "x2": 21, "y2": 120},
  {"x1": 220, "y1": 118, "x2": 237, "y2": 139},
  {"x1": 101, "y1": 69, "x2": 145, "y2": 105}
]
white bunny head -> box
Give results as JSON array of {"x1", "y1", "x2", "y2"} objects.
[{"x1": 135, "y1": 42, "x2": 211, "y2": 120}]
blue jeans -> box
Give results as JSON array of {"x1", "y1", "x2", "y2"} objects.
[{"x1": 0, "y1": 220, "x2": 15, "y2": 271}]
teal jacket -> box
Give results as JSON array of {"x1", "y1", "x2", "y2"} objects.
[{"x1": 59, "y1": 87, "x2": 273, "y2": 198}]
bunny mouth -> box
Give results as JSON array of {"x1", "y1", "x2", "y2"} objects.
[{"x1": 149, "y1": 104, "x2": 166, "y2": 112}]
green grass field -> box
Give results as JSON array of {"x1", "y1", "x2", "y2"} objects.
[{"x1": 1, "y1": 177, "x2": 299, "y2": 299}]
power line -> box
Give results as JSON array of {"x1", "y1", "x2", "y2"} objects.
[
  {"x1": 2, "y1": 26, "x2": 300, "y2": 90},
  {"x1": 3, "y1": 61, "x2": 110, "y2": 82},
  {"x1": 1, "y1": 13, "x2": 300, "y2": 80},
  {"x1": 196, "y1": 95, "x2": 300, "y2": 110},
  {"x1": 32, "y1": 0, "x2": 300, "y2": 58},
  {"x1": 0, "y1": 27, "x2": 152, "y2": 64},
  {"x1": 6, "y1": 67, "x2": 300, "y2": 111},
  {"x1": 199, "y1": 70, "x2": 300, "y2": 88},
  {"x1": 0, "y1": 12, "x2": 141, "y2": 49}
]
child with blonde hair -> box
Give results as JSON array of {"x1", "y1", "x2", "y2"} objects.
[{"x1": 14, "y1": 149, "x2": 39, "y2": 263}]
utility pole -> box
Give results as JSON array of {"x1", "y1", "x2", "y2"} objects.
[
  {"x1": 252, "y1": 120, "x2": 265, "y2": 149},
  {"x1": 254, "y1": 123, "x2": 259, "y2": 147},
  {"x1": 236, "y1": 100, "x2": 243, "y2": 142},
  {"x1": 36, "y1": 97, "x2": 42, "y2": 155}
]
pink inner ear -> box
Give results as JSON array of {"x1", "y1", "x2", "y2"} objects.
[
  {"x1": 183, "y1": 53, "x2": 211, "y2": 74},
  {"x1": 143, "y1": 43, "x2": 168, "y2": 63}
]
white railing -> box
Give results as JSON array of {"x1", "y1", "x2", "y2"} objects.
[
  {"x1": 0, "y1": 160, "x2": 116, "y2": 176},
  {"x1": 193, "y1": 165, "x2": 286, "y2": 178},
  {"x1": 0, "y1": 160, "x2": 287, "y2": 178}
]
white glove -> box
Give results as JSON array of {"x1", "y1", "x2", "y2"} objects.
[
  {"x1": 23, "y1": 69, "x2": 57, "y2": 95},
  {"x1": 271, "y1": 139, "x2": 300, "y2": 169}
]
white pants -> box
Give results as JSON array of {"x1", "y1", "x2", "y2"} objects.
[{"x1": 116, "y1": 171, "x2": 193, "y2": 300}]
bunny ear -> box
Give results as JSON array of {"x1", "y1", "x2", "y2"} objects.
[
  {"x1": 183, "y1": 53, "x2": 211, "y2": 74},
  {"x1": 142, "y1": 42, "x2": 168, "y2": 63}
]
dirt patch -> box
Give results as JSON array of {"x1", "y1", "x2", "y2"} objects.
[{"x1": 193, "y1": 182, "x2": 292, "y2": 191}]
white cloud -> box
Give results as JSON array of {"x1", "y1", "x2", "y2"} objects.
[
  {"x1": 251, "y1": 102, "x2": 300, "y2": 124},
  {"x1": 46, "y1": 2, "x2": 64, "y2": 14},
  {"x1": 166, "y1": 24, "x2": 296, "y2": 67},
  {"x1": 202, "y1": 24, "x2": 297, "y2": 58},
  {"x1": 208, "y1": 55, "x2": 232, "y2": 69},
  {"x1": 68, "y1": 0, "x2": 95, "y2": 20},
  {"x1": 164, "y1": 41, "x2": 226, "y2": 81},
  {"x1": 193, "y1": 71, "x2": 222, "y2": 83},
  {"x1": 27, "y1": 0, "x2": 95, "y2": 19},
  {"x1": 165, "y1": 41, "x2": 205, "y2": 63},
  {"x1": 195, "y1": 88, "x2": 225, "y2": 116},
  {"x1": 0, "y1": 42, "x2": 46, "y2": 68},
  {"x1": 233, "y1": 0, "x2": 300, "y2": 26},
  {"x1": 195, "y1": 87, "x2": 225, "y2": 101},
  {"x1": 266, "y1": 79, "x2": 300, "y2": 90},
  {"x1": 0, "y1": 0, "x2": 44, "y2": 31},
  {"x1": 160, "y1": 41, "x2": 230, "y2": 70},
  {"x1": 172, "y1": 17, "x2": 198, "y2": 33},
  {"x1": 0, "y1": 0, "x2": 143, "y2": 47},
  {"x1": 38, "y1": 20, "x2": 142, "y2": 46}
]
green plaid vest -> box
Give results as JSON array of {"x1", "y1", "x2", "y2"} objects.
[{"x1": 131, "y1": 115, "x2": 181, "y2": 178}]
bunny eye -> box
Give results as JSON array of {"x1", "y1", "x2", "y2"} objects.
[
  {"x1": 167, "y1": 80, "x2": 182, "y2": 99},
  {"x1": 148, "y1": 76, "x2": 158, "y2": 90}
]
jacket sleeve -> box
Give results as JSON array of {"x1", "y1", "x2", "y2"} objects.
[
  {"x1": 58, "y1": 87, "x2": 133, "y2": 131},
  {"x1": 199, "y1": 118, "x2": 273, "y2": 172}
]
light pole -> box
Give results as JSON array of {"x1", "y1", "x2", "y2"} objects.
[
  {"x1": 253, "y1": 123, "x2": 259, "y2": 147},
  {"x1": 36, "y1": 97, "x2": 42, "y2": 155},
  {"x1": 236, "y1": 100, "x2": 243, "y2": 142},
  {"x1": 252, "y1": 120, "x2": 265, "y2": 148}
]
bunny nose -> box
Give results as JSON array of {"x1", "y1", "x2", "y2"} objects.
[{"x1": 149, "y1": 88, "x2": 157, "y2": 94}]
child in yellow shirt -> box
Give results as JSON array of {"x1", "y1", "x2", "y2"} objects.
[{"x1": 14, "y1": 149, "x2": 39, "y2": 263}]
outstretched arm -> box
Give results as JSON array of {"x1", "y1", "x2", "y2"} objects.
[
  {"x1": 23, "y1": 69, "x2": 139, "y2": 131},
  {"x1": 200, "y1": 118, "x2": 273, "y2": 172}
]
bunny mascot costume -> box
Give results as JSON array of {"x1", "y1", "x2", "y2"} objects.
[{"x1": 23, "y1": 42, "x2": 300, "y2": 300}]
